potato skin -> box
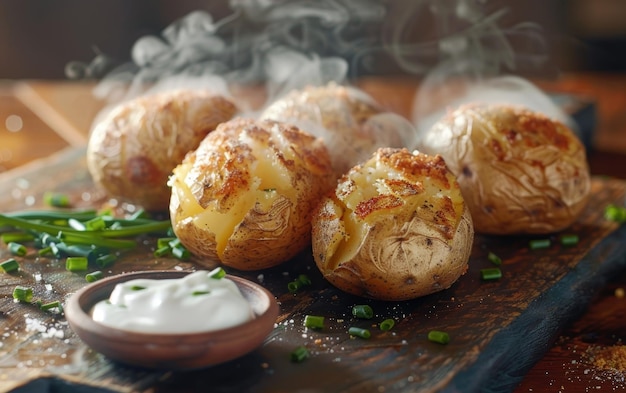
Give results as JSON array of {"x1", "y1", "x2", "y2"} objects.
[
  {"x1": 86, "y1": 89, "x2": 237, "y2": 211},
  {"x1": 260, "y1": 83, "x2": 415, "y2": 177},
  {"x1": 312, "y1": 148, "x2": 473, "y2": 301},
  {"x1": 169, "y1": 118, "x2": 334, "y2": 270},
  {"x1": 418, "y1": 104, "x2": 591, "y2": 235}
]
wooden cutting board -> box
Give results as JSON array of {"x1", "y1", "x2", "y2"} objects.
[{"x1": 1, "y1": 147, "x2": 625, "y2": 393}]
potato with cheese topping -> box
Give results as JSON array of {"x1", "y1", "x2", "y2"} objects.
[
  {"x1": 312, "y1": 148, "x2": 473, "y2": 301},
  {"x1": 169, "y1": 118, "x2": 334, "y2": 270}
]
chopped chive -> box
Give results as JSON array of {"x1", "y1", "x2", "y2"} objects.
[
  {"x1": 192, "y1": 290, "x2": 211, "y2": 296},
  {"x1": 157, "y1": 237, "x2": 176, "y2": 249},
  {"x1": 130, "y1": 285, "x2": 146, "y2": 291},
  {"x1": 348, "y1": 326, "x2": 371, "y2": 339},
  {"x1": 529, "y1": 239, "x2": 551, "y2": 250},
  {"x1": 560, "y1": 234, "x2": 579, "y2": 247},
  {"x1": 0, "y1": 258, "x2": 19, "y2": 273},
  {"x1": 40, "y1": 300, "x2": 62, "y2": 311},
  {"x1": 303, "y1": 315, "x2": 325, "y2": 330},
  {"x1": 428, "y1": 330, "x2": 450, "y2": 345},
  {"x1": 171, "y1": 245, "x2": 190, "y2": 260},
  {"x1": 290, "y1": 346, "x2": 310, "y2": 363},
  {"x1": 287, "y1": 280, "x2": 302, "y2": 293},
  {"x1": 168, "y1": 238, "x2": 182, "y2": 248},
  {"x1": 480, "y1": 267, "x2": 502, "y2": 281},
  {"x1": 8, "y1": 242, "x2": 27, "y2": 256},
  {"x1": 208, "y1": 267, "x2": 226, "y2": 279},
  {"x1": 605, "y1": 204, "x2": 626, "y2": 223},
  {"x1": 66, "y1": 256, "x2": 88, "y2": 272},
  {"x1": 297, "y1": 274, "x2": 311, "y2": 286},
  {"x1": 352, "y1": 304, "x2": 374, "y2": 319},
  {"x1": 43, "y1": 192, "x2": 70, "y2": 207},
  {"x1": 1, "y1": 232, "x2": 34, "y2": 244},
  {"x1": 38, "y1": 246, "x2": 52, "y2": 256},
  {"x1": 487, "y1": 251, "x2": 502, "y2": 266},
  {"x1": 85, "y1": 271, "x2": 104, "y2": 283},
  {"x1": 153, "y1": 245, "x2": 171, "y2": 257},
  {"x1": 94, "y1": 254, "x2": 116, "y2": 268},
  {"x1": 13, "y1": 286, "x2": 33, "y2": 303},
  {"x1": 379, "y1": 318, "x2": 395, "y2": 331}
]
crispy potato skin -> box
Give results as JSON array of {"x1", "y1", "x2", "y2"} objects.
[
  {"x1": 169, "y1": 118, "x2": 334, "y2": 270},
  {"x1": 86, "y1": 89, "x2": 237, "y2": 211},
  {"x1": 418, "y1": 104, "x2": 591, "y2": 235},
  {"x1": 260, "y1": 83, "x2": 415, "y2": 177},
  {"x1": 312, "y1": 148, "x2": 474, "y2": 301}
]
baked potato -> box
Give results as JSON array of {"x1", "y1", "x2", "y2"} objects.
[
  {"x1": 418, "y1": 103, "x2": 591, "y2": 234},
  {"x1": 260, "y1": 83, "x2": 415, "y2": 177},
  {"x1": 86, "y1": 89, "x2": 237, "y2": 211},
  {"x1": 169, "y1": 118, "x2": 335, "y2": 270},
  {"x1": 312, "y1": 148, "x2": 474, "y2": 301}
]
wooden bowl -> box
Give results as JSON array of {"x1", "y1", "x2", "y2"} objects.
[{"x1": 65, "y1": 270, "x2": 279, "y2": 370}]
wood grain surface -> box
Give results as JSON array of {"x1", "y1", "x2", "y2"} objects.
[{"x1": 0, "y1": 147, "x2": 625, "y2": 393}]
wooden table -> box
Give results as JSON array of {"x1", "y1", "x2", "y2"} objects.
[{"x1": 1, "y1": 74, "x2": 626, "y2": 392}]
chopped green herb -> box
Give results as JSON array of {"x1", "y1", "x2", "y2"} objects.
[
  {"x1": 297, "y1": 274, "x2": 311, "y2": 286},
  {"x1": 379, "y1": 318, "x2": 395, "y2": 331},
  {"x1": 13, "y1": 286, "x2": 33, "y2": 303},
  {"x1": 7, "y1": 242, "x2": 27, "y2": 256},
  {"x1": 428, "y1": 330, "x2": 450, "y2": 344},
  {"x1": 605, "y1": 204, "x2": 626, "y2": 223},
  {"x1": 130, "y1": 285, "x2": 146, "y2": 291},
  {"x1": 303, "y1": 315, "x2": 325, "y2": 330},
  {"x1": 85, "y1": 271, "x2": 104, "y2": 283},
  {"x1": 192, "y1": 290, "x2": 211, "y2": 296},
  {"x1": 352, "y1": 304, "x2": 374, "y2": 319},
  {"x1": 0, "y1": 258, "x2": 19, "y2": 273},
  {"x1": 66, "y1": 256, "x2": 88, "y2": 272},
  {"x1": 153, "y1": 246, "x2": 171, "y2": 257},
  {"x1": 290, "y1": 346, "x2": 310, "y2": 363},
  {"x1": 487, "y1": 251, "x2": 502, "y2": 265},
  {"x1": 287, "y1": 280, "x2": 302, "y2": 293},
  {"x1": 208, "y1": 267, "x2": 226, "y2": 279},
  {"x1": 560, "y1": 234, "x2": 579, "y2": 247},
  {"x1": 529, "y1": 239, "x2": 551, "y2": 250},
  {"x1": 95, "y1": 254, "x2": 116, "y2": 268},
  {"x1": 40, "y1": 301, "x2": 62, "y2": 312},
  {"x1": 1, "y1": 232, "x2": 34, "y2": 244},
  {"x1": 480, "y1": 267, "x2": 502, "y2": 281},
  {"x1": 43, "y1": 192, "x2": 70, "y2": 207},
  {"x1": 348, "y1": 326, "x2": 371, "y2": 339}
]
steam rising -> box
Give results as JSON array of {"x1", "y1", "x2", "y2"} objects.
[{"x1": 86, "y1": 0, "x2": 571, "y2": 143}]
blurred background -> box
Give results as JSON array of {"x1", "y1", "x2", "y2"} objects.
[{"x1": 0, "y1": 0, "x2": 625, "y2": 80}]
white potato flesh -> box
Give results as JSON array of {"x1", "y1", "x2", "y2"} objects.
[{"x1": 170, "y1": 118, "x2": 334, "y2": 270}]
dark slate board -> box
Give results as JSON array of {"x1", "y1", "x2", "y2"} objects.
[{"x1": 1, "y1": 147, "x2": 625, "y2": 393}]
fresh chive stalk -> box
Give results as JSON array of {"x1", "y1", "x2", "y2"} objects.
[
  {"x1": 352, "y1": 304, "x2": 374, "y2": 319},
  {"x1": 66, "y1": 256, "x2": 88, "y2": 272},
  {"x1": 348, "y1": 326, "x2": 371, "y2": 339},
  {"x1": 290, "y1": 346, "x2": 310, "y2": 363},
  {"x1": 428, "y1": 330, "x2": 450, "y2": 345},
  {"x1": 153, "y1": 246, "x2": 171, "y2": 257},
  {"x1": 1, "y1": 232, "x2": 34, "y2": 244},
  {"x1": 40, "y1": 301, "x2": 62, "y2": 312},
  {"x1": 379, "y1": 318, "x2": 395, "y2": 331},
  {"x1": 13, "y1": 286, "x2": 33, "y2": 303},
  {"x1": 0, "y1": 258, "x2": 19, "y2": 273},
  {"x1": 303, "y1": 315, "x2": 325, "y2": 330}
]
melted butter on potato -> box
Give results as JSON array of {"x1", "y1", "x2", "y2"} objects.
[
  {"x1": 418, "y1": 104, "x2": 591, "y2": 235},
  {"x1": 169, "y1": 118, "x2": 334, "y2": 270},
  {"x1": 312, "y1": 148, "x2": 474, "y2": 301}
]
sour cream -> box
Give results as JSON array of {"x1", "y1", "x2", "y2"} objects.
[{"x1": 91, "y1": 270, "x2": 255, "y2": 334}]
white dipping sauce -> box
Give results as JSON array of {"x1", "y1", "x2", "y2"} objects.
[{"x1": 91, "y1": 270, "x2": 255, "y2": 334}]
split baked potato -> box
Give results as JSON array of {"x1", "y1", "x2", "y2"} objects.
[
  {"x1": 260, "y1": 83, "x2": 415, "y2": 177},
  {"x1": 418, "y1": 103, "x2": 591, "y2": 235},
  {"x1": 169, "y1": 118, "x2": 335, "y2": 270},
  {"x1": 86, "y1": 89, "x2": 237, "y2": 211},
  {"x1": 312, "y1": 148, "x2": 474, "y2": 301}
]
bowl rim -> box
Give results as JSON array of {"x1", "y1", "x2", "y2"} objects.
[{"x1": 65, "y1": 269, "x2": 279, "y2": 341}]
